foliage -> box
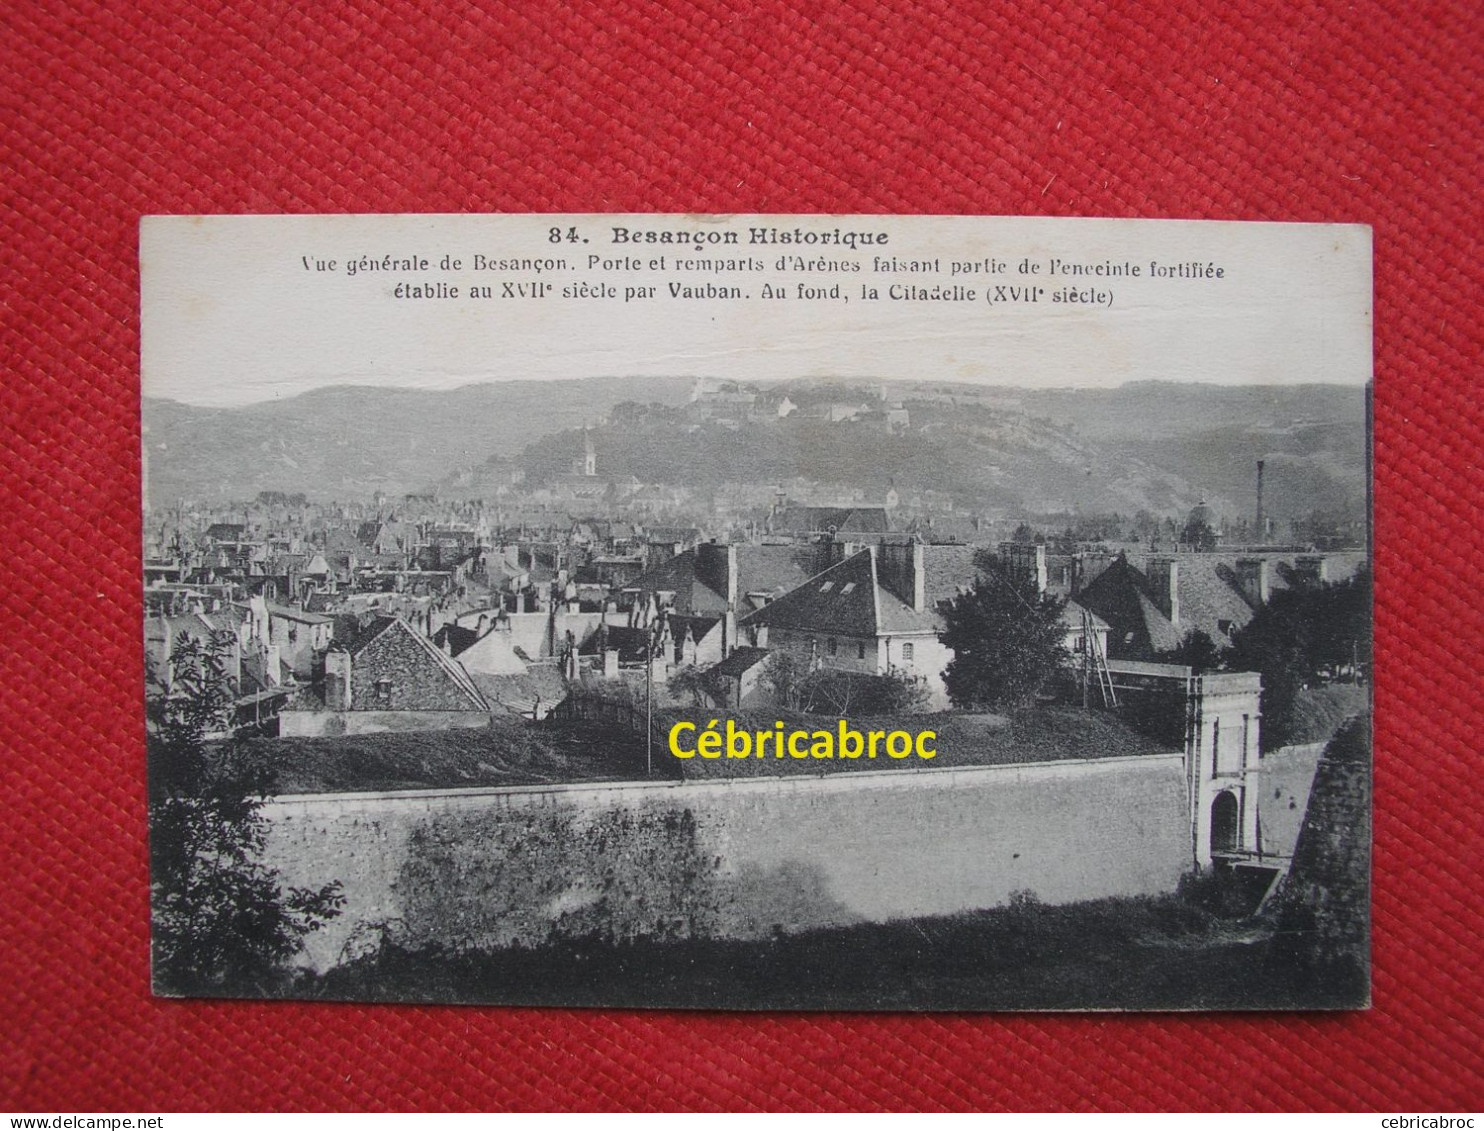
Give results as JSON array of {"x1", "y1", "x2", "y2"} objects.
[
  {"x1": 1226, "y1": 567, "x2": 1371, "y2": 749},
  {"x1": 667, "y1": 664, "x2": 717, "y2": 707},
  {"x1": 938, "y1": 554, "x2": 1070, "y2": 711},
  {"x1": 758, "y1": 650, "x2": 930, "y2": 715},
  {"x1": 1180, "y1": 517, "x2": 1219, "y2": 552},
  {"x1": 1172, "y1": 628, "x2": 1223, "y2": 674},
  {"x1": 761, "y1": 649, "x2": 812, "y2": 712},
  {"x1": 394, "y1": 803, "x2": 724, "y2": 952},
  {"x1": 802, "y1": 668, "x2": 930, "y2": 716},
  {"x1": 149, "y1": 634, "x2": 342, "y2": 994}
]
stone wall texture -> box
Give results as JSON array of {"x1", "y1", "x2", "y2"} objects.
[
  {"x1": 261, "y1": 752, "x2": 1192, "y2": 972},
  {"x1": 352, "y1": 621, "x2": 482, "y2": 712}
]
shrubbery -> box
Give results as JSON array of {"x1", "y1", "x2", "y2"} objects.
[{"x1": 149, "y1": 634, "x2": 343, "y2": 994}]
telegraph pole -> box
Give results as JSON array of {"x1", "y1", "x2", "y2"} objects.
[
  {"x1": 645, "y1": 630, "x2": 653, "y2": 778},
  {"x1": 645, "y1": 612, "x2": 664, "y2": 778}
]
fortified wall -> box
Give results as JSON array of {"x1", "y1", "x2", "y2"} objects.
[{"x1": 261, "y1": 753, "x2": 1191, "y2": 972}]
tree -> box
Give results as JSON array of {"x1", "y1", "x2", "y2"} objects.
[
  {"x1": 1226, "y1": 568, "x2": 1371, "y2": 748},
  {"x1": 666, "y1": 664, "x2": 715, "y2": 707},
  {"x1": 1172, "y1": 628, "x2": 1222, "y2": 674},
  {"x1": 149, "y1": 634, "x2": 342, "y2": 994},
  {"x1": 938, "y1": 554, "x2": 1070, "y2": 711},
  {"x1": 1181, "y1": 516, "x2": 1219, "y2": 552},
  {"x1": 803, "y1": 667, "x2": 930, "y2": 716},
  {"x1": 761, "y1": 649, "x2": 813, "y2": 712}
]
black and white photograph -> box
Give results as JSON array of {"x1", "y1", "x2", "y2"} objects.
[{"x1": 141, "y1": 214, "x2": 1372, "y2": 1011}]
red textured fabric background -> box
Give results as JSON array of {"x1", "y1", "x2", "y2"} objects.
[{"x1": 3, "y1": 0, "x2": 1480, "y2": 1112}]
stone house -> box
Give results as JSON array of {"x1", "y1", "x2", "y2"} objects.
[
  {"x1": 739, "y1": 541, "x2": 954, "y2": 709},
  {"x1": 1073, "y1": 550, "x2": 1368, "y2": 661},
  {"x1": 280, "y1": 615, "x2": 489, "y2": 736}
]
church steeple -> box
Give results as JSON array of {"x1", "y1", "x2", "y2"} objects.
[{"x1": 572, "y1": 425, "x2": 597, "y2": 477}]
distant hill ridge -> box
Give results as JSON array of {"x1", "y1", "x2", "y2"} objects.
[{"x1": 143, "y1": 378, "x2": 1367, "y2": 521}]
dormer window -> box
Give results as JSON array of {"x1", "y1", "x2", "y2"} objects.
[
  {"x1": 820, "y1": 581, "x2": 834, "y2": 592},
  {"x1": 841, "y1": 582, "x2": 856, "y2": 594}
]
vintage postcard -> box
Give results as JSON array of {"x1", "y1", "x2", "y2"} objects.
[{"x1": 141, "y1": 214, "x2": 1372, "y2": 1010}]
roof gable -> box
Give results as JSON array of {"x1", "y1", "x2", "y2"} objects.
[
  {"x1": 347, "y1": 616, "x2": 488, "y2": 709},
  {"x1": 740, "y1": 551, "x2": 882, "y2": 636}
]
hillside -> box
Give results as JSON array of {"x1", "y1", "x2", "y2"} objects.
[
  {"x1": 143, "y1": 377, "x2": 1368, "y2": 522},
  {"x1": 520, "y1": 381, "x2": 1368, "y2": 522},
  {"x1": 142, "y1": 376, "x2": 692, "y2": 504}
]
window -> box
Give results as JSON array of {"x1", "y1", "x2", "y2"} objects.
[
  {"x1": 820, "y1": 581, "x2": 834, "y2": 592},
  {"x1": 901, "y1": 642, "x2": 915, "y2": 662},
  {"x1": 841, "y1": 582, "x2": 856, "y2": 594},
  {"x1": 828, "y1": 637, "x2": 838, "y2": 656},
  {"x1": 857, "y1": 642, "x2": 866, "y2": 660},
  {"x1": 374, "y1": 678, "x2": 392, "y2": 704}
]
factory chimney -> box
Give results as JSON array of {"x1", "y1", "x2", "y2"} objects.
[{"x1": 1255, "y1": 459, "x2": 1266, "y2": 545}]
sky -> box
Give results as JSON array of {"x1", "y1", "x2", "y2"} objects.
[{"x1": 141, "y1": 215, "x2": 1373, "y2": 408}]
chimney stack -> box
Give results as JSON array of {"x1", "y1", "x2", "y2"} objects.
[
  {"x1": 998, "y1": 541, "x2": 1048, "y2": 596},
  {"x1": 1255, "y1": 459, "x2": 1266, "y2": 544},
  {"x1": 1146, "y1": 558, "x2": 1180, "y2": 627},
  {"x1": 1294, "y1": 554, "x2": 1329, "y2": 587},
  {"x1": 324, "y1": 648, "x2": 352, "y2": 710},
  {"x1": 879, "y1": 538, "x2": 926, "y2": 612},
  {"x1": 1236, "y1": 558, "x2": 1270, "y2": 607},
  {"x1": 696, "y1": 542, "x2": 740, "y2": 609}
]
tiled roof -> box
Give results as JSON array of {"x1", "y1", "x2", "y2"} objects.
[
  {"x1": 1075, "y1": 558, "x2": 1181, "y2": 657},
  {"x1": 906, "y1": 515, "x2": 986, "y2": 543},
  {"x1": 876, "y1": 593, "x2": 942, "y2": 634},
  {"x1": 1166, "y1": 556, "x2": 1259, "y2": 639},
  {"x1": 468, "y1": 666, "x2": 569, "y2": 717},
  {"x1": 432, "y1": 622, "x2": 481, "y2": 658},
  {"x1": 1063, "y1": 599, "x2": 1111, "y2": 632},
  {"x1": 645, "y1": 526, "x2": 701, "y2": 543},
  {"x1": 920, "y1": 544, "x2": 980, "y2": 608},
  {"x1": 710, "y1": 646, "x2": 771, "y2": 678},
  {"x1": 773, "y1": 506, "x2": 892, "y2": 534},
  {"x1": 342, "y1": 614, "x2": 399, "y2": 657},
  {"x1": 578, "y1": 624, "x2": 653, "y2": 662},
  {"x1": 1073, "y1": 552, "x2": 1364, "y2": 657},
  {"x1": 344, "y1": 616, "x2": 487, "y2": 709},
  {"x1": 628, "y1": 550, "x2": 729, "y2": 615},
  {"x1": 741, "y1": 550, "x2": 880, "y2": 636},
  {"x1": 262, "y1": 601, "x2": 334, "y2": 624},
  {"x1": 735, "y1": 544, "x2": 821, "y2": 598},
  {"x1": 668, "y1": 613, "x2": 722, "y2": 644},
  {"x1": 740, "y1": 549, "x2": 942, "y2": 637}
]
